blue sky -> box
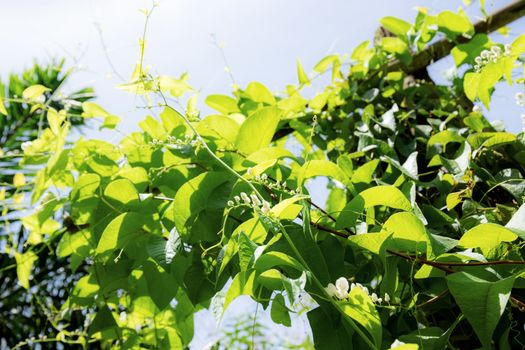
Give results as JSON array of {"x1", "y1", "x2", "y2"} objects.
[{"x1": 2, "y1": 0, "x2": 525, "y2": 347}]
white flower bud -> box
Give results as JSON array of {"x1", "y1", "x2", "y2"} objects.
[
  {"x1": 335, "y1": 277, "x2": 349, "y2": 299},
  {"x1": 474, "y1": 56, "x2": 482, "y2": 64},
  {"x1": 325, "y1": 283, "x2": 338, "y2": 297},
  {"x1": 227, "y1": 200, "x2": 234, "y2": 207},
  {"x1": 250, "y1": 194, "x2": 261, "y2": 207},
  {"x1": 472, "y1": 105, "x2": 481, "y2": 113},
  {"x1": 21, "y1": 141, "x2": 32, "y2": 151},
  {"x1": 234, "y1": 196, "x2": 241, "y2": 204},
  {"x1": 261, "y1": 200, "x2": 271, "y2": 214},
  {"x1": 384, "y1": 293, "x2": 390, "y2": 303},
  {"x1": 390, "y1": 339, "x2": 406, "y2": 349},
  {"x1": 240, "y1": 192, "x2": 250, "y2": 204},
  {"x1": 480, "y1": 50, "x2": 490, "y2": 58},
  {"x1": 246, "y1": 167, "x2": 252, "y2": 176},
  {"x1": 491, "y1": 45, "x2": 501, "y2": 54},
  {"x1": 371, "y1": 293, "x2": 379, "y2": 303}
]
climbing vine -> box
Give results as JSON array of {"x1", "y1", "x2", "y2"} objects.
[{"x1": 3, "y1": 1, "x2": 525, "y2": 349}]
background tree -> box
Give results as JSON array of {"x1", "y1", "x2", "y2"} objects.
[{"x1": 0, "y1": 60, "x2": 94, "y2": 347}]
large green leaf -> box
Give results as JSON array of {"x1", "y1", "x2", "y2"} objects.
[
  {"x1": 447, "y1": 272, "x2": 515, "y2": 349},
  {"x1": 172, "y1": 172, "x2": 230, "y2": 240},
  {"x1": 235, "y1": 107, "x2": 281, "y2": 155},
  {"x1": 341, "y1": 286, "x2": 382, "y2": 347},
  {"x1": 337, "y1": 185, "x2": 412, "y2": 229},
  {"x1": 96, "y1": 212, "x2": 151, "y2": 257},
  {"x1": 459, "y1": 223, "x2": 517, "y2": 254}
]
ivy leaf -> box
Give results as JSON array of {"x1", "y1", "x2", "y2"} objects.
[
  {"x1": 447, "y1": 272, "x2": 515, "y2": 349},
  {"x1": 271, "y1": 293, "x2": 291, "y2": 327},
  {"x1": 235, "y1": 107, "x2": 281, "y2": 155}
]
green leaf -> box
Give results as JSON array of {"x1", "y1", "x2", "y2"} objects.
[
  {"x1": 257, "y1": 269, "x2": 284, "y2": 291},
  {"x1": 173, "y1": 172, "x2": 231, "y2": 240},
  {"x1": 341, "y1": 285, "x2": 382, "y2": 347},
  {"x1": 337, "y1": 185, "x2": 412, "y2": 229},
  {"x1": 224, "y1": 270, "x2": 256, "y2": 311},
  {"x1": 307, "y1": 307, "x2": 350, "y2": 350},
  {"x1": 270, "y1": 195, "x2": 309, "y2": 220},
  {"x1": 15, "y1": 251, "x2": 38, "y2": 289},
  {"x1": 82, "y1": 102, "x2": 110, "y2": 118},
  {"x1": 313, "y1": 54, "x2": 338, "y2": 73},
  {"x1": 463, "y1": 72, "x2": 480, "y2": 101},
  {"x1": 235, "y1": 107, "x2": 281, "y2": 155},
  {"x1": 0, "y1": 95, "x2": 7, "y2": 116},
  {"x1": 22, "y1": 84, "x2": 50, "y2": 101},
  {"x1": 255, "y1": 251, "x2": 302, "y2": 273},
  {"x1": 104, "y1": 178, "x2": 140, "y2": 210},
  {"x1": 447, "y1": 272, "x2": 515, "y2": 349},
  {"x1": 382, "y1": 212, "x2": 437, "y2": 257},
  {"x1": 271, "y1": 293, "x2": 291, "y2": 326},
  {"x1": 380, "y1": 16, "x2": 411, "y2": 37},
  {"x1": 381, "y1": 37, "x2": 408, "y2": 54},
  {"x1": 245, "y1": 82, "x2": 275, "y2": 105},
  {"x1": 478, "y1": 62, "x2": 504, "y2": 108},
  {"x1": 296, "y1": 58, "x2": 311, "y2": 86},
  {"x1": 96, "y1": 212, "x2": 150, "y2": 256},
  {"x1": 437, "y1": 10, "x2": 473, "y2": 38},
  {"x1": 205, "y1": 94, "x2": 240, "y2": 114},
  {"x1": 238, "y1": 232, "x2": 257, "y2": 271},
  {"x1": 299, "y1": 160, "x2": 349, "y2": 186},
  {"x1": 459, "y1": 223, "x2": 517, "y2": 254}
]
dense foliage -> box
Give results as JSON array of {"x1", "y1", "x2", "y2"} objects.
[
  {"x1": 3, "y1": 2, "x2": 525, "y2": 349},
  {"x1": 0, "y1": 60, "x2": 94, "y2": 347}
]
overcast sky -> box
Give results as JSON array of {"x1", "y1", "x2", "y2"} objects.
[{"x1": 2, "y1": 0, "x2": 524, "y2": 347}]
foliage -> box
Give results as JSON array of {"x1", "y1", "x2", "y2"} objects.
[
  {"x1": 5, "y1": 2, "x2": 525, "y2": 349},
  {"x1": 0, "y1": 60, "x2": 94, "y2": 347}
]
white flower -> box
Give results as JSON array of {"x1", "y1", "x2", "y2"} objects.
[
  {"x1": 491, "y1": 45, "x2": 501, "y2": 54},
  {"x1": 227, "y1": 200, "x2": 234, "y2": 207},
  {"x1": 250, "y1": 194, "x2": 261, "y2": 207},
  {"x1": 472, "y1": 105, "x2": 481, "y2": 113},
  {"x1": 261, "y1": 200, "x2": 271, "y2": 214},
  {"x1": 474, "y1": 56, "x2": 482, "y2": 64},
  {"x1": 390, "y1": 339, "x2": 406, "y2": 349},
  {"x1": 119, "y1": 311, "x2": 127, "y2": 322},
  {"x1": 240, "y1": 192, "x2": 251, "y2": 204},
  {"x1": 325, "y1": 283, "x2": 338, "y2": 297},
  {"x1": 384, "y1": 293, "x2": 391, "y2": 303},
  {"x1": 505, "y1": 43, "x2": 512, "y2": 55},
  {"x1": 21, "y1": 141, "x2": 32, "y2": 151},
  {"x1": 234, "y1": 196, "x2": 241, "y2": 204},
  {"x1": 335, "y1": 277, "x2": 350, "y2": 299},
  {"x1": 371, "y1": 293, "x2": 379, "y2": 303},
  {"x1": 480, "y1": 50, "x2": 490, "y2": 58}
]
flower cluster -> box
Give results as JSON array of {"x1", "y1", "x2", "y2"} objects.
[
  {"x1": 474, "y1": 45, "x2": 510, "y2": 72},
  {"x1": 150, "y1": 135, "x2": 201, "y2": 149},
  {"x1": 325, "y1": 277, "x2": 390, "y2": 304},
  {"x1": 227, "y1": 191, "x2": 273, "y2": 216},
  {"x1": 247, "y1": 169, "x2": 300, "y2": 195}
]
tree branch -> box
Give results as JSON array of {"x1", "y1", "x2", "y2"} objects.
[{"x1": 390, "y1": 0, "x2": 525, "y2": 74}]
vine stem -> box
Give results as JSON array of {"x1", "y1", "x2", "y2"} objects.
[{"x1": 157, "y1": 92, "x2": 264, "y2": 202}]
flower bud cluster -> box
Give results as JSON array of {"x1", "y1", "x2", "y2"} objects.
[
  {"x1": 325, "y1": 277, "x2": 390, "y2": 304},
  {"x1": 227, "y1": 191, "x2": 274, "y2": 217},
  {"x1": 474, "y1": 45, "x2": 510, "y2": 72},
  {"x1": 246, "y1": 169, "x2": 300, "y2": 195},
  {"x1": 150, "y1": 135, "x2": 201, "y2": 149}
]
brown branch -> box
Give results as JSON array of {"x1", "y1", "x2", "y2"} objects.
[{"x1": 390, "y1": 0, "x2": 525, "y2": 74}]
